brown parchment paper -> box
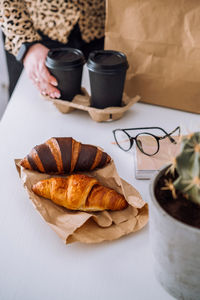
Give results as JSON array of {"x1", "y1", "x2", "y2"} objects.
[
  {"x1": 15, "y1": 159, "x2": 148, "y2": 244},
  {"x1": 105, "y1": 0, "x2": 200, "y2": 113},
  {"x1": 42, "y1": 88, "x2": 141, "y2": 122}
]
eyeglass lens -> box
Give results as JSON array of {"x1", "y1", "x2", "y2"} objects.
[
  {"x1": 114, "y1": 130, "x2": 132, "y2": 151},
  {"x1": 136, "y1": 133, "x2": 159, "y2": 155}
]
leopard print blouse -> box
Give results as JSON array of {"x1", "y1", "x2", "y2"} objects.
[{"x1": 0, "y1": 0, "x2": 105, "y2": 56}]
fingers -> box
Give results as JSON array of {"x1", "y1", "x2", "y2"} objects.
[
  {"x1": 26, "y1": 63, "x2": 60, "y2": 98},
  {"x1": 37, "y1": 72, "x2": 60, "y2": 98},
  {"x1": 29, "y1": 70, "x2": 38, "y2": 84},
  {"x1": 38, "y1": 62, "x2": 58, "y2": 87},
  {"x1": 29, "y1": 71, "x2": 60, "y2": 98},
  {"x1": 28, "y1": 64, "x2": 60, "y2": 98},
  {"x1": 36, "y1": 80, "x2": 60, "y2": 98},
  {"x1": 33, "y1": 59, "x2": 60, "y2": 97}
]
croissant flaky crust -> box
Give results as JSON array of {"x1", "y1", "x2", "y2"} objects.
[
  {"x1": 20, "y1": 137, "x2": 111, "y2": 174},
  {"x1": 32, "y1": 174, "x2": 128, "y2": 211}
]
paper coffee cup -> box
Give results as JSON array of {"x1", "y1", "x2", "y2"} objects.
[
  {"x1": 46, "y1": 48, "x2": 85, "y2": 101},
  {"x1": 87, "y1": 50, "x2": 129, "y2": 108}
]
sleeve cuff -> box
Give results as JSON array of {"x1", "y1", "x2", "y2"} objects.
[{"x1": 4, "y1": 31, "x2": 42, "y2": 57}]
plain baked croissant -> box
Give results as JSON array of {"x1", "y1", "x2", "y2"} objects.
[
  {"x1": 32, "y1": 174, "x2": 128, "y2": 211},
  {"x1": 20, "y1": 137, "x2": 111, "y2": 174}
]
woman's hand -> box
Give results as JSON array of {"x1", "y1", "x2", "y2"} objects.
[{"x1": 23, "y1": 43, "x2": 61, "y2": 98}]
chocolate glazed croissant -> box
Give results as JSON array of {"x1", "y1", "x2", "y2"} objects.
[
  {"x1": 20, "y1": 137, "x2": 111, "y2": 174},
  {"x1": 32, "y1": 174, "x2": 128, "y2": 211}
]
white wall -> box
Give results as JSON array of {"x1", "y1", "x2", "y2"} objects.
[{"x1": 0, "y1": 29, "x2": 9, "y2": 120}]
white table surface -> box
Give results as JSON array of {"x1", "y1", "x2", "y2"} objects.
[{"x1": 0, "y1": 67, "x2": 199, "y2": 300}]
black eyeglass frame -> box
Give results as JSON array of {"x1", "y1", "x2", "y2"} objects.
[{"x1": 112, "y1": 126, "x2": 181, "y2": 156}]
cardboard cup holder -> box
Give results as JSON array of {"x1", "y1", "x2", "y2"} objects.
[{"x1": 42, "y1": 88, "x2": 140, "y2": 122}]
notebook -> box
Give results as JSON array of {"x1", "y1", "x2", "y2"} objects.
[{"x1": 134, "y1": 136, "x2": 180, "y2": 180}]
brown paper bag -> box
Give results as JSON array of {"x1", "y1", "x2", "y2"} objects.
[
  {"x1": 15, "y1": 160, "x2": 148, "y2": 244},
  {"x1": 105, "y1": 0, "x2": 200, "y2": 113}
]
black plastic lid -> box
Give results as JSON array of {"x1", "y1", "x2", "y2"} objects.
[
  {"x1": 46, "y1": 48, "x2": 85, "y2": 70},
  {"x1": 87, "y1": 50, "x2": 129, "y2": 73}
]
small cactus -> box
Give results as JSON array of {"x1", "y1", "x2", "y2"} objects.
[{"x1": 167, "y1": 132, "x2": 200, "y2": 205}]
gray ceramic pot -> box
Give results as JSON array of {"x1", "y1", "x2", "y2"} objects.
[{"x1": 149, "y1": 166, "x2": 200, "y2": 300}]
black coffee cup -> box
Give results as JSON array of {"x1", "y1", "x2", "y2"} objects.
[
  {"x1": 46, "y1": 48, "x2": 85, "y2": 101},
  {"x1": 87, "y1": 50, "x2": 129, "y2": 109}
]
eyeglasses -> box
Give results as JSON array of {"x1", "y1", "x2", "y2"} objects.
[{"x1": 112, "y1": 126, "x2": 181, "y2": 156}]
